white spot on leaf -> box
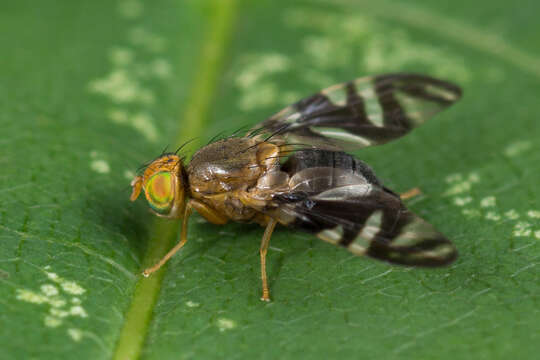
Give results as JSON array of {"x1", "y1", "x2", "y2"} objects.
[
  {"x1": 16, "y1": 289, "x2": 48, "y2": 304},
  {"x1": 50, "y1": 308, "x2": 70, "y2": 318},
  {"x1": 505, "y1": 210, "x2": 519, "y2": 220},
  {"x1": 70, "y1": 306, "x2": 88, "y2": 318},
  {"x1": 444, "y1": 182, "x2": 471, "y2": 196},
  {"x1": 44, "y1": 316, "x2": 62, "y2": 328},
  {"x1": 68, "y1": 328, "x2": 83, "y2": 342},
  {"x1": 89, "y1": 151, "x2": 110, "y2": 174},
  {"x1": 285, "y1": 9, "x2": 470, "y2": 82},
  {"x1": 527, "y1": 210, "x2": 540, "y2": 219},
  {"x1": 280, "y1": 91, "x2": 301, "y2": 105},
  {"x1": 238, "y1": 9, "x2": 470, "y2": 110},
  {"x1": 149, "y1": 58, "x2": 172, "y2": 78},
  {"x1": 109, "y1": 108, "x2": 129, "y2": 124},
  {"x1": 453, "y1": 197, "x2": 472, "y2": 206},
  {"x1": 124, "y1": 170, "x2": 135, "y2": 181},
  {"x1": 504, "y1": 140, "x2": 532, "y2": 157},
  {"x1": 216, "y1": 318, "x2": 236, "y2": 332},
  {"x1": 49, "y1": 298, "x2": 67, "y2": 308},
  {"x1": 89, "y1": 69, "x2": 154, "y2": 104},
  {"x1": 46, "y1": 272, "x2": 59, "y2": 281},
  {"x1": 513, "y1": 222, "x2": 532, "y2": 237},
  {"x1": 445, "y1": 173, "x2": 463, "y2": 183},
  {"x1": 485, "y1": 211, "x2": 501, "y2": 221},
  {"x1": 128, "y1": 27, "x2": 166, "y2": 52},
  {"x1": 17, "y1": 269, "x2": 88, "y2": 332},
  {"x1": 40, "y1": 284, "x2": 59, "y2": 297},
  {"x1": 131, "y1": 113, "x2": 159, "y2": 142},
  {"x1": 238, "y1": 83, "x2": 279, "y2": 111},
  {"x1": 443, "y1": 172, "x2": 480, "y2": 196},
  {"x1": 480, "y1": 196, "x2": 496, "y2": 208},
  {"x1": 365, "y1": 30, "x2": 470, "y2": 82},
  {"x1": 108, "y1": 109, "x2": 159, "y2": 142},
  {"x1": 303, "y1": 36, "x2": 350, "y2": 69},
  {"x1": 301, "y1": 69, "x2": 334, "y2": 88},
  {"x1": 468, "y1": 173, "x2": 480, "y2": 183},
  {"x1": 118, "y1": 0, "x2": 144, "y2": 19},
  {"x1": 91, "y1": 160, "x2": 110, "y2": 174},
  {"x1": 61, "y1": 281, "x2": 86, "y2": 295},
  {"x1": 185, "y1": 300, "x2": 200, "y2": 308},
  {"x1": 462, "y1": 209, "x2": 481, "y2": 218},
  {"x1": 109, "y1": 47, "x2": 134, "y2": 67},
  {"x1": 236, "y1": 53, "x2": 290, "y2": 90}
]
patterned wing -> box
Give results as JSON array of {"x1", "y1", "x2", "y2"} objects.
[
  {"x1": 250, "y1": 73, "x2": 461, "y2": 150},
  {"x1": 266, "y1": 150, "x2": 457, "y2": 266}
]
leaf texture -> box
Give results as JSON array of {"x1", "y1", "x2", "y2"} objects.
[{"x1": 1, "y1": 1, "x2": 539, "y2": 360}]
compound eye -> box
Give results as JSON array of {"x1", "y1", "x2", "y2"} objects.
[{"x1": 144, "y1": 172, "x2": 174, "y2": 214}]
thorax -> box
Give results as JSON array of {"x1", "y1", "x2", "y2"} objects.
[{"x1": 186, "y1": 137, "x2": 281, "y2": 222}]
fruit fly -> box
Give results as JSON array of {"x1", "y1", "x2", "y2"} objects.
[{"x1": 130, "y1": 73, "x2": 461, "y2": 301}]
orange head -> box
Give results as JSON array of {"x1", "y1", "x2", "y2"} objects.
[{"x1": 130, "y1": 154, "x2": 187, "y2": 218}]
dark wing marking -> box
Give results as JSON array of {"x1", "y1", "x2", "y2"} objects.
[
  {"x1": 250, "y1": 73, "x2": 461, "y2": 150},
  {"x1": 263, "y1": 150, "x2": 457, "y2": 266}
]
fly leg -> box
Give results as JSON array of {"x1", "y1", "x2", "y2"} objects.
[
  {"x1": 400, "y1": 187, "x2": 422, "y2": 200},
  {"x1": 260, "y1": 218, "x2": 277, "y2": 302},
  {"x1": 142, "y1": 199, "x2": 228, "y2": 276}
]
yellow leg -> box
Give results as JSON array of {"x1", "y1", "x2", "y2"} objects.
[
  {"x1": 260, "y1": 218, "x2": 277, "y2": 302},
  {"x1": 142, "y1": 201, "x2": 194, "y2": 277},
  {"x1": 400, "y1": 187, "x2": 422, "y2": 200},
  {"x1": 142, "y1": 199, "x2": 228, "y2": 277}
]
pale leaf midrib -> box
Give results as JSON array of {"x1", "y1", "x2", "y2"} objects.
[{"x1": 112, "y1": 2, "x2": 238, "y2": 359}]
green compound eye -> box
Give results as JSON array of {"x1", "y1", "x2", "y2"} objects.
[{"x1": 144, "y1": 172, "x2": 174, "y2": 214}]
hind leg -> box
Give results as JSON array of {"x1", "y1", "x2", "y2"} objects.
[
  {"x1": 400, "y1": 187, "x2": 422, "y2": 200},
  {"x1": 259, "y1": 218, "x2": 277, "y2": 302}
]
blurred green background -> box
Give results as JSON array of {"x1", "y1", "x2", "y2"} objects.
[{"x1": 1, "y1": 0, "x2": 539, "y2": 359}]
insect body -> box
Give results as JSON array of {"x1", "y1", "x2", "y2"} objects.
[{"x1": 130, "y1": 73, "x2": 462, "y2": 301}]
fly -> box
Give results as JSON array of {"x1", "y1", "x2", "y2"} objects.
[{"x1": 130, "y1": 73, "x2": 462, "y2": 301}]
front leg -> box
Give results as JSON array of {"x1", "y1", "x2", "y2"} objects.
[
  {"x1": 400, "y1": 187, "x2": 422, "y2": 200},
  {"x1": 142, "y1": 199, "x2": 228, "y2": 276}
]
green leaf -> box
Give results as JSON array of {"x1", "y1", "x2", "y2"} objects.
[{"x1": 1, "y1": 0, "x2": 539, "y2": 359}]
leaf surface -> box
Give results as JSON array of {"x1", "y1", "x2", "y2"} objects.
[{"x1": 1, "y1": 1, "x2": 539, "y2": 359}]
